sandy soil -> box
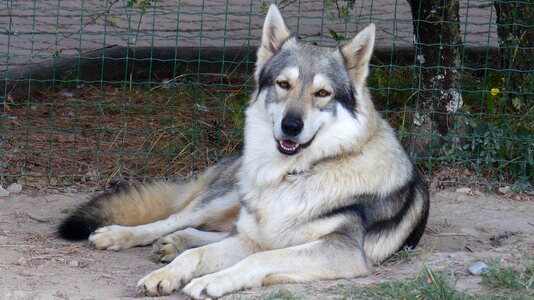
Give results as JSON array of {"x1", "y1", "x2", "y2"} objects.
[{"x1": 1, "y1": 189, "x2": 533, "y2": 300}]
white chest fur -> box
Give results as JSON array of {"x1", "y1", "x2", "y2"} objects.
[{"x1": 236, "y1": 178, "x2": 347, "y2": 250}]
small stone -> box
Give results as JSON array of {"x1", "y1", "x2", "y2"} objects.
[
  {"x1": 468, "y1": 261, "x2": 488, "y2": 275},
  {"x1": 455, "y1": 187, "x2": 471, "y2": 194},
  {"x1": 498, "y1": 186, "x2": 512, "y2": 195},
  {"x1": 61, "y1": 91, "x2": 74, "y2": 98},
  {"x1": 36, "y1": 290, "x2": 68, "y2": 299},
  {"x1": 0, "y1": 186, "x2": 9, "y2": 197},
  {"x1": 6, "y1": 183, "x2": 22, "y2": 194},
  {"x1": 68, "y1": 259, "x2": 79, "y2": 267},
  {"x1": 472, "y1": 190, "x2": 483, "y2": 197},
  {"x1": 193, "y1": 103, "x2": 209, "y2": 112},
  {"x1": 49, "y1": 177, "x2": 59, "y2": 186}
]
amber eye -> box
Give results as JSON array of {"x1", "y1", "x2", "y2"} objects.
[
  {"x1": 316, "y1": 89, "x2": 331, "y2": 97},
  {"x1": 277, "y1": 80, "x2": 290, "y2": 90}
]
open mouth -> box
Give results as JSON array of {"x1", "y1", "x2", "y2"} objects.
[
  {"x1": 277, "y1": 134, "x2": 317, "y2": 156},
  {"x1": 278, "y1": 139, "x2": 301, "y2": 155}
]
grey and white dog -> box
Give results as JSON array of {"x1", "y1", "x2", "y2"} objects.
[{"x1": 58, "y1": 4, "x2": 429, "y2": 299}]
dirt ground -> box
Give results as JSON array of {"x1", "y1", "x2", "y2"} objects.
[{"x1": 1, "y1": 189, "x2": 533, "y2": 300}]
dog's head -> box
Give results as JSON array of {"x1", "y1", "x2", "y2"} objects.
[{"x1": 252, "y1": 4, "x2": 376, "y2": 157}]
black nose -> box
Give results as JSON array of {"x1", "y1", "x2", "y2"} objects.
[{"x1": 281, "y1": 115, "x2": 304, "y2": 137}]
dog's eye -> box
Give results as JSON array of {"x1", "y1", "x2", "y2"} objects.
[
  {"x1": 315, "y1": 89, "x2": 331, "y2": 97},
  {"x1": 277, "y1": 80, "x2": 290, "y2": 90}
]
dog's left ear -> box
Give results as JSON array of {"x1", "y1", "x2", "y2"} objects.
[
  {"x1": 255, "y1": 4, "x2": 292, "y2": 78},
  {"x1": 340, "y1": 24, "x2": 376, "y2": 89}
]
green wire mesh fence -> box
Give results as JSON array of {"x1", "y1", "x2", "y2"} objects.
[{"x1": 0, "y1": 0, "x2": 532, "y2": 190}]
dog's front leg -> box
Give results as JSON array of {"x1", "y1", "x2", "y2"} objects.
[
  {"x1": 183, "y1": 234, "x2": 371, "y2": 299},
  {"x1": 136, "y1": 235, "x2": 257, "y2": 296}
]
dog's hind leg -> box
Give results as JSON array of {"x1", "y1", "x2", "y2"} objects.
[
  {"x1": 89, "y1": 192, "x2": 239, "y2": 251},
  {"x1": 62, "y1": 156, "x2": 242, "y2": 251},
  {"x1": 89, "y1": 210, "x2": 202, "y2": 251},
  {"x1": 183, "y1": 233, "x2": 371, "y2": 299},
  {"x1": 152, "y1": 228, "x2": 229, "y2": 262}
]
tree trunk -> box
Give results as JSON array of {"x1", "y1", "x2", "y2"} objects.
[
  {"x1": 406, "y1": 0, "x2": 463, "y2": 156},
  {"x1": 494, "y1": 0, "x2": 534, "y2": 103}
]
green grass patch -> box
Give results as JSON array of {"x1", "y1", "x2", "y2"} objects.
[
  {"x1": 256, "y1": 290, "x2": 303, "y2": 300},
  {"x1": 346, "y1": 254, "x2": 533, "y2": 300},
  {"x1": 481, "y1": 254, "x2": 533, "y2": 296},
  {"x1": 383, "y1": 245, "x2": 422, "y2": 266},
  {"x1": 346, "y1": 266, "x2": 471, "y2": 300}
]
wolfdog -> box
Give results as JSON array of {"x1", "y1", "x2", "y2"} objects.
[{"x1": 58, "y1": 4, "x2": 429, "y2": 298}]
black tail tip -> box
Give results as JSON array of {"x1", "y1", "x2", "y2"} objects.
[{"x1": 57, "y1": 214, "x2": 98, "y2": 240}]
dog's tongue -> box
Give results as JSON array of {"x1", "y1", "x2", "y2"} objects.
[{"x1": 281, "y1": 139, "x2": 298, "y2": 148}]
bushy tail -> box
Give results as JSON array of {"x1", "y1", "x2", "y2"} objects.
[{"x1": 58, "y1": 182, "x2": 184, "y2": 240}]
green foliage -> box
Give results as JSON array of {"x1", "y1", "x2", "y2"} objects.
[
  {"x1": 492, "y1": 0, "x2": 534, "y2": 149},
  {"x1": 328, "y1": 28, "x2": 346, "y2": 42},
  {"x1": 347, "y1": 266, "x2": 471, "y2": 300},
  {"x1": 368, "y1": 65, "x2": 414, "y2": 108},
  {"x1": 434, "y1": 113, "x2": 532, "y2": 186},
  {"x1": 226, "y1": 99, "x2": 246, "y2": 126},
  {"x1": 105, "y1": 0, "x2": 162, "y2": 13},
  {"x1": 416, "y1": 67, "x2": 533, "y2": 186},
  {"x1": 418, "y1": 267, "x2": 466, "y2": 300},
  {"x1": 259, "y1": 1, "x2": 269, "y2": 12},
  {"x1": 384, "y1": 245, "x2": 421, "y2": 265},
  {"x1": 324, "y1": 0, "x2": 357, "y2": 23},
  {"x1": 367, "y1": 65, "x2": 532, "y2": 187},
  {"x1": 482, "y1": 255, "x2": 534, "y2": 292},
  {"x1": 260, "y1": 1, "x2": 299, "y2": 12},
  {"x1": 59, "y1": 70, "x2": 78, "y2": 86},
  {"x1": 260, "y1": 1, "x2": 356, "y2": 41},
  {"x1": 323, "y1": 0, "x2": 357, "y2": 40}
]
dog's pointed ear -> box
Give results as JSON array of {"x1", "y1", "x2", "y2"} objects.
[
  {"x1": 256, "y1": 4, "x2": 292, "y2": 73},
  {"x1": 340, "y1": 24, "x2": 376, "y2": 88}
]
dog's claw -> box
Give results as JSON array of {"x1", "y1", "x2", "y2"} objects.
[
  {"x1": 136, "y1": 284, "x2": 147, "y2": 296},
  {"x1": 157, "y1": 281, "x2": 164, "y2": 296}
]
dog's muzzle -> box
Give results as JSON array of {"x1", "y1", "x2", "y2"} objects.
[{"x1": 278, "y1": 115, "x2": 305, "y2": 155}]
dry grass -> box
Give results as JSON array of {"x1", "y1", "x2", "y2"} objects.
[
  {"x1": 2, "y1": 77, "x2": 531, "y2": 194},
  {"x1": 2, "y1": 78, "x2": 249, "y2": 188}
]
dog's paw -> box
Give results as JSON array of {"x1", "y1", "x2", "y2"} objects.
[
  {"x1": 183, "y1": 273, "x2": 237, "y2": 299},
  {"x1": 136, "y1": 266, "x2": 187, "y2": 297},
  {"x1": 89, "y1": 225, "x2": 140, "y2": 251},
  {"x1": 152, "y1": 234, "x2": 189, "y2": 263}
]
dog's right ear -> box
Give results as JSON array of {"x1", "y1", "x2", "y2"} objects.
[
  {"x1": 255, "y1": 4, "x2": 292, "y2": 76},
  {"x1": 340, "y1": 24, "x2": 376, "y2": 89}
]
